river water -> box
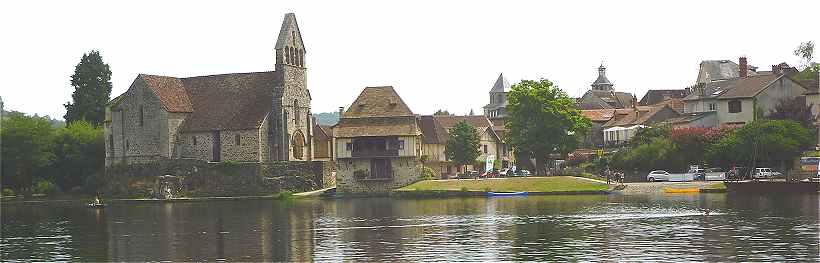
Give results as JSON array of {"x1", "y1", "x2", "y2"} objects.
[{"x1": 2, "y1": 193, "x2": 818, "y2": 262}]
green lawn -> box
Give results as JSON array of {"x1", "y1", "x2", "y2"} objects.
[{"x1": 398, "y1": 176, "x2": 608, "y2": 193}]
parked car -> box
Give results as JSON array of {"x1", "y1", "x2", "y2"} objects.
[
  {"x1": 457, "y1": 171, "x2": 480, "y2": 179},
  {"x1": 513, "y1": 170, "x2": 531, "y2": 177},
  {"x1": 688, "y1": 168, "x2": 706, "y2": 180},
  {"x1": 499, "y1": 168, "x2": 510, "y2": 176},
  {"x1": 703, "y1": 168, "x2": 726, "y2": 181},
  {"x1": 647, "y1": 170, "x2": 670, "y2": 182},
  {"x1": 752, "y1": 168, "x2": 777, "y2": 179}
]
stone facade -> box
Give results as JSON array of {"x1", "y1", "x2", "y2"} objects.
[
  {"x1": 105, "y1": 13, "x2": 314, "y2": 167},
  {"x1": 336, "y1": 157, "x2": 422, "y2": 193}
]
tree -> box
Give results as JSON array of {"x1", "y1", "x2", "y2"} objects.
[
  {"x1": 630, "y1": 124, "x2": 672, "y2": 147},
  {"x1": 445, "y1": 121, "x2": 481, "y2": 173},
  {"x1": 768, "y1": 97, "x2": 815, "y2": 129},
  {"x1": 47, "y1": 120, "x2": 105, "y2": 191},
  {"x1": 794, "y1": 41, "x2": 814, "y2": 69},
  {"x1": 64, "y1": 50, "x2": 112, "y2": 125},
  {"x1": 506, "y1": 79, "x2": 591, "y2": 175},
  {"x1": 706, "y1": 120, "x2": 812, "y2": 172},
  {"x1": 433, "y1": 109, "x2": 451, "y2": 116},
  {"x1": 1, "y1": 113, "x2": 56, "y2": 195}
]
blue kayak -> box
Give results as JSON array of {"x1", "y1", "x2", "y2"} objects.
[{"x1": 487, "y1": 191, "x2": 528, "y2": 197}]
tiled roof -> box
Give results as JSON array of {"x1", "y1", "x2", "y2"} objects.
[
  {"x1": 314, "y1": 124, "x2": 332, "y2": 141},
  {"x1": 668, "y1": 111, "x2": 716, "y2": 124},
  {"x1": 650, "y1": 98, "x2": 684, "y2": 113},
  {"x1": 682, "y1": 79, "x2": 737, "y2": 101},
  {"x1": 343, "y1": 86, "x2": 414, "y2": 118},
  {"x1": 418, "y1": 115, "x2": 499, "y2": 144},
  {"x1": 639, "y1": 89, "x2": 688, "y2": 106},
  {"x1": 177, "y1": 72, "x2": 276, "y2": 132},
  {"x1": 141, "y1": 74, "x2": 193, "y2": 112},
  {"x1": 602, "y1": 106, "x2": 678, "y2": 128},
  {"x1": 419, "y1": 115, "x2": 448, "y2": 144},
  {"x1": 334, "y1": 116, "x2": 419, "y2": 138},
  {"x1": 581, "y1": 109, "x2": 617, "y2": 122},
  {"x1": 335, "y1": 87, "x2": 419, "y2": 138},
  {"x1": 717, "y1": 74, "x2": 781, "y2": 99}
]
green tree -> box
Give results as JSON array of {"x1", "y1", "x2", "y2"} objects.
[
  {"x1": 630, "y1": 124, "x2": 672, "y2": 147},
  {"x1": 794, "y1": 41, "x2": 814, "y2": 69},
  {"x1": 706, "y1": 120, "x2": 812, "y2": 171},
  {"x1": 47, "y1": 120, "x2": 105, "y2": 191},
  {"x1": 506, "y1": 79, "x2": 591, "y2": 175},
  {"x1": 445, "y1": 121, "x2": 481, "y2": 173},
  {"x1": 64, "y1": 50, "x2": 112, "y2": 125},
  {"x1": 433, "y1": 109, "x2": 451, "y2": 116},
  {"x1": 1, "y1": 113, "x2": 56, "y2": 195}
]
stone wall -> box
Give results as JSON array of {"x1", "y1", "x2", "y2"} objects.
[
  {"x1": 336, "y1": 157, "x2": 423, "y2": 193},
  {"x1": 106, "y1": 78, "x2": 169, "y2": 166},
  {"x1": 102, "y1": 159, "x2": 335, "y2": 198}
]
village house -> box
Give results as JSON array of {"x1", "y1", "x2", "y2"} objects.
[
  {"x1": 682, "y1": 57, "x2": 809, "y2": 127},
  {"x1": 104, "y1": 13, "x2": 313, "y2": 165},
  {"x1": 312, "y1": 124, "x2": 333, "y2": 161},
  {"x1": 333, "y1": 86, "x2": 424, "y2": 193},
  {"x1": 419, "y1": 115, "x2": 508, "y2": 178},
  {"x1": 601, "y1": 104, "x2": 681, "y2": 146},
  {"x1": 576, "y1": 64, "x2": 635, "y2": 110}
]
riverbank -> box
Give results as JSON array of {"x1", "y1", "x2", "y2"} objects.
[{"x1": 393, "y1": 176, "x2": 610, "y2": 197}]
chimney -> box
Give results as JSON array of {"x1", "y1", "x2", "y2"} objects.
[
  {"x1": 739, "y1": 56, "x2": 748, "y2": 78},
  {"x1": 338, "y1": 106, "x2": 344, "y2": 119}
]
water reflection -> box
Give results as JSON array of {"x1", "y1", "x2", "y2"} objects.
[{"x1": 2, "y1": 193, "x2": 818, "y2": 262}]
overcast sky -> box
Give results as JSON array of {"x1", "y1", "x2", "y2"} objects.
[{"x1": 1, "y1": 0, "x2": 818, "y2": 119}]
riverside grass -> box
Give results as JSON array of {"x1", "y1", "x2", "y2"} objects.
[{"x1": 399, "y1": 176, "x2": 608, "y2": 193}]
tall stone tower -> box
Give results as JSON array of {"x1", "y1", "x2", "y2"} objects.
[
  {"x1": 270, "y1": 13, "x2": 312, "y2": 161},
  {"x1": 591, "y1": 64, "x2": 614, "y2": 91},
  {"x1": 483, "y1": 73, "x2": 511, "y2": 119}
]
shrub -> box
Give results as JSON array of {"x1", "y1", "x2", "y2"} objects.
[
  {"x1": 460, "y1": 186, "x2": 469, "y2": 192},
  {"x1": 2, "y1": 188, "x2": 15, "y2": 197},
  {"x1": 33, "y1": 180, "x2": 61, "y2": 196},
  {"x1": 420, "y1": 166, "x2": 435, "y2": 180}
]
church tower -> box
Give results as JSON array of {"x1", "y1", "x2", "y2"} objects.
[
  {"x1": 270, "y1": 13, "x2": 312, "y2": 161},
  {"x1": 591, "y1": 64, "x2": 614, "y2": 91}
]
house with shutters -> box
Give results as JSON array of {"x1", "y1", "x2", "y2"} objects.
[
  {"x1": 681, "y1": 57, "x2": 808, "y2": 127},
  {"x1": 104, "y1": 13, "x2": 313, "y2": 165},
  {"x1": 333, "y1": 86, "x2": 424, "y2": 193},
  {"x1": 418, "y1": 115, "x2": 509, "y2": 179}
]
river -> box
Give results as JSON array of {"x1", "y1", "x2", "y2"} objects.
[{"x1": 2, "y1": 193, "x2": 818, "y2": 262}]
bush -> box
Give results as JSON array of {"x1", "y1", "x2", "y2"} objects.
[
  {"x1": 2, "y1": 188, "x2": 15, "y2": 197},
  {"x1": 420, "y1": 166, "x2": 435, "y2": 180},
  {"x1": 32, "y1": 180, "x2": 61, "y2": 196},
  {"x1": 460, "y1": 186, "x2": 469, "y2": 192}
]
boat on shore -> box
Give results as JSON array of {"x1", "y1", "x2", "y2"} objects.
[{"x1": 87, "y1": 203, "x2": 106, "y2": 208}]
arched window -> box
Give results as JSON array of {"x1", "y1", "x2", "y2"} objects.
[
  {"x1": 295, "y1": 49, "x2": 301, "y2": 66},
  {"x1": 285, "y1": 48, "x2": 290, "y2": 64},
  {"x1": 292, "y1": 130, "x2": 305, "y2": 160},
  {"x1": 299, "y1": 50, "x2": 304, "y2": 67}
]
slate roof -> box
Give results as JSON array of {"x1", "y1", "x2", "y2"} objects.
[
  {"x1": 577, "y1": 90, "x2": 634, "y2": 110},
  {"x1": 639, "y1": 89, "x2": 688, "y2": 106},
  {"x1": 490, "y1": 73, "x2": 512, "y2": 93},
  {"x1": 592, "y1": 65, "x2": 612, "y2": 86},
  {"x1": 682, "y1": 79, "x2": 737, "y2": 101},
  {"x1": 668, "y1": 111, "x2": 716, "y2": 125},
  {"x1": 177, "y1": 72, "x2": 276, "y2": 132},
  {"x1": 335, "y1": 86, "x2": 420, "y2": 138}
]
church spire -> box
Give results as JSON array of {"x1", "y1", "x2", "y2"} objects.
[
  {"x1": 591, "y1": 63, "x2": 614, "y2": 91},
  {"x1": 275, "y1": 13, "x2": 306, "y2": 68}
]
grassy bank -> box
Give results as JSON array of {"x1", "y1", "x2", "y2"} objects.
[
  {"x1": 397, "y1": 176, "x2": 608, "y2": 194},
  {"x1": 700, "y1": 182, "x2": 727, "y2": 193}
]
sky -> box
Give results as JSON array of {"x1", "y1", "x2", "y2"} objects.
[{"x1": 1, "y1": 0, "x2": 818, "y2": 119}]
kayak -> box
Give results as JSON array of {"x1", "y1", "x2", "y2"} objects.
[
  {"x1": 87, "y1": 203, "x2": 106, "y2": 208},
  {"x1": 487, "y1": 191, "x2": 528, "y2": 197}
]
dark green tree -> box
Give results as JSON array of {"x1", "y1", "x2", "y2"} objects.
[
  {"x1": 433, "y1": 109, "x2": 451, "y2": 116},
  {"x1": 794, "y1": 41, "x2": 814, "y2": 69},
  {"x1": 506, "y1": 79, "x2": 591, "y2": 175},
  {"x1": 64, "y1": 50, "x2": 112, "y2": 125},
  {"x1": 445, "y1": 121, "x2": 481, "y2": 173},
  {"x1": 47, "y1": 120, "x2": 105, "y2": 191},
  {"x1": 1, "y1": 112, "x2": 56, "y2": 195},
  {"x1": 706, "y1": 120, "x2": 812, "y2": 172}
]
